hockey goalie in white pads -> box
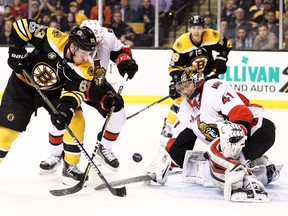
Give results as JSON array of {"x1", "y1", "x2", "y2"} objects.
[
  {"x1": 145, "y1": 147, "x2": 172, "y2": 185},
  {"x1": 207, "y1": 121, "x2": 270, "y2": 202}
]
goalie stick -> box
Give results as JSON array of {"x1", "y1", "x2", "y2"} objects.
[
  {"x1": 22, "y1": 69, "x2": 127, "y2": 197},
  {"x1": 94, "y1": 170, "x2": 182, "y2": 190}
]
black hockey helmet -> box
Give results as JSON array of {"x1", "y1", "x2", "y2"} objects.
[
  {"x1": 69, "y1": 26, "x2": 97, "y2": 51},
  {"x1": 188, "y1": 15, "x2": 205, "y2": 27}
]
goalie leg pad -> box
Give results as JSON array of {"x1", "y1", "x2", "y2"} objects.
[
  {"x1": 145, "y1": 147, "x2": 172, "y2": 185},
  {"x1": 182, "y1": 150, "x2": 213, "y2": 187}
]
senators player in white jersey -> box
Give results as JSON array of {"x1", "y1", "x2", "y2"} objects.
[
  {"x1": 163, "y1": 68, "x2": 280, "y2": 201},
  {"x1": 0, "y1": 19, "x2": 111, "y2": 184},
  {"x1": 40, "y1": 20, "x2": 138, "y2": 178},
  {"x1": 161, "y1": 15, "x2": 232, "y2": 143}
]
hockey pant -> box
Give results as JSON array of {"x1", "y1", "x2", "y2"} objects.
[
  {"x1": 48, "y1": 107, "x2": 126, "y2": 164},
  {"x1": 0, "y1": 126, "x2": 19, "y2": 163},
  {"x1": 165, "y1": 96, "x2": 183, "y2": 126}
]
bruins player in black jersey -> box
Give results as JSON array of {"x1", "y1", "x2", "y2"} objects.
[
  {"x1": 160, "y1": 15, "x2": 232, "y2": 144},
  {"x1": 0, "y1": 19, "x2": 123, "y2": 185}
]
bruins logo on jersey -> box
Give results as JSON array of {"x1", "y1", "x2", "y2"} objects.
[
  {"x1": 89, "y1": 66, "x2": 106, "y2": 86},
  {"x1": 52, "y1": 29, "x2": 62, "y2": 38},
  {"x1": 197, "y1": 120, "x2": 219, "y2": 142},
  {"x1": 32, "y1": 63, "x2": 59, "y2": 90}
]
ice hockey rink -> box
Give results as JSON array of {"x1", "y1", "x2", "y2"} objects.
[{"x1": 0, "y1": 102, "x2": 287, "y2": 216}]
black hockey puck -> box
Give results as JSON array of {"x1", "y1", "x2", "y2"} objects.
[{"x1": 132, "y1": 153, "x2": 142, "y2": 162}]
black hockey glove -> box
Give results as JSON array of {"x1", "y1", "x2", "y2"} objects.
[
  {"x1": 51, "y1": 104, "x2": 75, "y2": 130},
  {"x1": 100, "y1": 91, "x2": 124, "y2": 112},
  {"x1": 169, "y1": 79, "x2": 181, "y2": 99},
  {"x1": 116, "y1": 53, "x2": 138, "y2": 79},
  {"x1": 8, "y1": 47, "x2": 28, "y2": 74},
  {"x1": 214, "y1": 55, "x2": 228, "y2": 74}
]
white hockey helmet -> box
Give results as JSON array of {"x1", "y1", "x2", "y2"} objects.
[
  {"x1": 80, "y1": 20, "x2": 104, "y2": 45},
  {"x1": 217, "y1": 121, "x2": 247, "y2": 158}
]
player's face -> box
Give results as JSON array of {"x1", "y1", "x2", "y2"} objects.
[
  {"x1": 73, "y1": 47, "x2": 93, "y2": 65},
  {"x1": 189, "y1": 25, "x2": 204, "y2": 43},
  {"x1": 177, "y1": 80, "x2": 195, "y2": 99}
]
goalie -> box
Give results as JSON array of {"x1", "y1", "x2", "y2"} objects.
[{"x1": 148, "y1": 68, "x2": 281, "y2": 202}]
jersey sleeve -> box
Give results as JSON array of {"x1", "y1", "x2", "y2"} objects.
[{"x1": 9, "y1": 19, "x2": 48, "y2": 48}]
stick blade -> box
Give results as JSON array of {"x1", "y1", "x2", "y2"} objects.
[
  {"x1": 49, "y1": 180, "x2": 85, "y2": 196},
  {"x1": 110, "y1": 186, "x2": 127, "y2": 197}
]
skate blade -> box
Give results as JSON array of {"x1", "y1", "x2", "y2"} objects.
[
  {"x1": 62, "y1": 176, "x2": 87, "y2": 187},
  {"x1": 94, "y1": 155, "x2": 118, "y2": 172}
]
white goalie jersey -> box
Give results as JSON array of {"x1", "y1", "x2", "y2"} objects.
[{"x1": 176, "y1": 78, "x2": 271, "y2": 143}]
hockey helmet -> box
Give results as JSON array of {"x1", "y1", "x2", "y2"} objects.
[
  {"x1": 69, "y1": 26, "x2": 97, "y2": 51},
  {"x1": 175, "y1": 66, "x2": 204, "y2": 99},
  {"x1": 188, "y1": 15, "x2": 205, "y2": 27},
  {"x1": 80, "y1": 20, "x2": 104, "y2": 44}
]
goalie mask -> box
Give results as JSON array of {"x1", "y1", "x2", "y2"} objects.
[
  {"x1": 217, "y1": 121, "x2": 247, "y2": 158},
  {"x1": 175, "y1": 66, "x2": 204, "y2": 99}
]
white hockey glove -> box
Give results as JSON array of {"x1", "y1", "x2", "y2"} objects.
[
  {"x1": 145, "y1": 147, "x2": 172, "y2": 185},
  {"x1": 217, "y1": 121, "x2": 247, "y2": 158}
]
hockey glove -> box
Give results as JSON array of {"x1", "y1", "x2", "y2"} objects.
[
  {"x1": 51, "y1": 104, "x2": 75, "y2": 130},
  {"x1": 116, "y1": 53, "x2": 138, "y2": 79},
  {"x1": 169, "y1": 79, "x2": 181, "y2": 99},
  {"x1": 100, "y1": 91, "x2": 124, "y2": 112},
  {"x1": 214, "y1": 55, "x2": 228, "y2": 74},
  {"x1": 8, "y1": 47, "x2": 29, "y2": 74}
]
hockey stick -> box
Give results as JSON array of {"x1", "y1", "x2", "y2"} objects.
[
  {"x1": 49, "y1": 73, "x2": 129, "y2": 196},
  {"x1": 22, "y1": 69, "x2": 127, "y2": 197},
  {"x1": 126, "y1": 95, "x2": 170, "y2": 120},
  {"x1": 94, "y1": 170, "x2": 182, "y2": 190}
]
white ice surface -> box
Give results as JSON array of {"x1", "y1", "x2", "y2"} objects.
[{"x1": 0, "y1": 104, "x2": 287, "y2": 216}]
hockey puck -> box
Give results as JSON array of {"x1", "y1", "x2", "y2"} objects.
[{"x1": 132, "y1": 153, "x2": 142, "y2": 162}]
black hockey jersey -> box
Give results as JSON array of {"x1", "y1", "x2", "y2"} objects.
[
  {"x1": 168, "y1": 29, "x2": 232, "y2": 76},
  {"x1": 9, "y1": 19, "x2": 100, "y2": 106}
]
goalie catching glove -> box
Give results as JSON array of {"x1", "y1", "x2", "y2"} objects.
[
  {"x1": 100, "y1": 91, "x2": 124, "y2": 112},
  {"x1": 217, "y1": 121, "x2": 248, "y2": 158},
  {"x1": 8, "y1": 47, "x2": 29, "y2": 74},
  {"x1": 116, "y1": 53, "x2": 138, "y2": 79}
]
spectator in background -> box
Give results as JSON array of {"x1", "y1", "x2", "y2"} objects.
[
  {"x1": 108, "y1": 10, "x2": 129, "y2": 38},
  {"x1": 0, "y1": 19, "x2": 13, "y2": 44},
  {"x1": 40, "y1": 12, "x2": 51, "y2": 26},
  {"x1": 4, "y1": 5, "x2": 14, "y2": 21},
  {"x1": 249, "y1": 0, "x2": 264, "y2": 20},
  {"x1": 0, "y1": 12, "x2": 4, "y2": 33},
  {"x1": 49, "y1": 19, "x2": 60, "y2": 28},
  {"x1": 51, "y1": 5, "x2": 68, "y2": 31},
  {"x1": 150, "y1": 0, "x2": 173, "y2": 45},
  {"x1": 232, "y1": 25, "x2": 254, "y2": 49},
  {"x1": 136, "y1": 0, "x2": 155, "y2": 33},
  {"x1": 39, "y1": 0, "x2": 57, "y2": 15},
  {"x1": 90, "y1": 0, "x2": 112, "y2": 26},
  {"x1": 119, "y1": 0, "x2": 138, "y2": 22},
  {"x1": 228, "y1": 7, "x2": 252, "y2": 40},
  {"x1": 203, "y1": 11, "x2": 217, "y2": 30},
  {"x1": 11, "y1": 0, "x2": 27, "y2": 19},
  {"x1": 120, "y1": 26, "x2": 152, "y2": 47},
  {"x1": 221, "y1": 0, "x2": 236, "y2": 25},
  {"x1": 31, "y1": 1, "x2": 41, "y2": 22},
  {"x1": 251, "y1": 0, "x2": 279, "y2": 24},
  {"x1": 76, "y1": 0, "x2": 91, "y2": 18},
  {"x1": 65, "y1": 12, "x2": 77, "y2": 32},
  {"x1": 264, "y1": 9, "x2": 279, "y2": 38},
  {"x1": 253, "y1": 22, "x2": 278, "y2": 50},
  {"x1": 69, "y1": 1, "x2": 88, "y2": 25},
  {"x1": 220, "y1": 18, "x2": 232, "y2": 40}
]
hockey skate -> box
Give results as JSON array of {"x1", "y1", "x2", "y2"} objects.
[
  {"x1": 39, "y1": 154, "x2": 62, "y2": 175},
  {"x1": 62, "y1": 160, "x2": 88, "y2": 186},
  {"x1": 95, "y1": 144, "x2": 119, "y2": 172}
]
